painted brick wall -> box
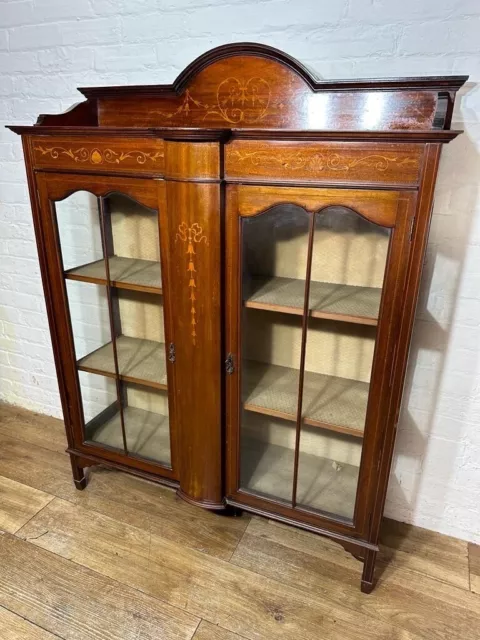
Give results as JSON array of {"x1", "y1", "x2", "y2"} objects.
[{"x1": 0, "y1": 0, "x2": 479, "y2": 543}]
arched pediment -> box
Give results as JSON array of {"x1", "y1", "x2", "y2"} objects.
[{"x1": 10, "y1": 43, "x2": 467, "y2": 133}]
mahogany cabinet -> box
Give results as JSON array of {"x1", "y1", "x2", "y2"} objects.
[{"x1": 8, "y1": 43, "x2": 466, "y2": 592}]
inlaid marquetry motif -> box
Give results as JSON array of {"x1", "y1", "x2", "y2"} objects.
[
  {"x1": 230, "y1": 149, "x2": 418, "y2": 172},
  {"x1": 157, "y1": 77, "x2": 281, "y2": 124},
  {"x1": 176, "y1": 222, "x2": 208, "y2": 345},
  {"x1": 33, "y1": 145, "x2": 164, "y2": 165}
]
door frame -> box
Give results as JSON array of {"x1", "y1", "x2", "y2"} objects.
[
  {"x1": 35, "y1": 172, "x2": 179, "y2": 481},
  {"x1": 225, "y1": 183, "x2": 416, "y2": 540}
]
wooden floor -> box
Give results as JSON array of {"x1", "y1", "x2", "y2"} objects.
[{"x1": 0, "y1": 403, "x2": 479, "y2": 640}]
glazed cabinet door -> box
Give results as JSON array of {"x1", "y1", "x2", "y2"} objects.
[
  {"x1": 226, "y1": 184, "x2": 416, "y2": 537},
  {"x1": 36, "y1": 173, "x2": 178, "y2": 481}
]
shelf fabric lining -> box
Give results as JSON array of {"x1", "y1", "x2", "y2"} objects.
[
  {"x1": 77, "y1": 335, "x2": 168, "y2": 387},
  {"x1": 85, "y1": 405, "x2": 171, "y2": 466},
  {"x1": 240, "y1": 437, "x2": 358, "y2": 520},
  {"x1": 245, "y1": 275, "x2": 381, "y2": 323},
  {"x1": 65, "y1": 255, "x2": 162, "y2": 291},
  {"x1": 243, "y1": 359, "x2": 369, "y2": 436}
]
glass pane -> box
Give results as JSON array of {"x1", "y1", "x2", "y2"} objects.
[
  {"x1": 296, "y1": 428, "x2": 362, "y2": 520},
  {"x1": 124, "y1": 384, "x2": 171, "y2": 466},
  {"x1": 239, "y1": 206, "x2": 309, "y2": 503},
  {"x1": 112, "y1": 289, "x2": 168, "y2": 387},
  {"x1": 55, "y1": 191, "x2": 102, "y2": 271},
  {"x1": 57, "y1": 193, "x2": 162, "y2": 291},
  {"x1": 297, "y1": 207, "x2": 391, "y2": 521},
  {"x1": 105, "y1": 194, "x2": 161, "y2": 290},
  {"x1": 80, "y1": 371, "x2": 123, "y2": 452},
  {"x1": 66, "y1": 280, "x2": 113, "y2": 366},
  {"x1": 240, "y1": 412, "x2": 295, "y2": 504}
]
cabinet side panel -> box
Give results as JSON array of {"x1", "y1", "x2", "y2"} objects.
[
  {"x1": 166, "y1": 180, "x2": 223, "y2": 507},
  {"x1": 369, "y1": 143, "x2": 442, "y2": 544}
]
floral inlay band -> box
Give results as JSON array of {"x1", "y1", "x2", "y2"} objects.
[
  {"x1": 175, "y1": 222, "x2": 208, "y2": 345},
  {"x1": 34, "y1": 145, "x2": 163, "y2": 165},
  {"x1": 230, "y1": 149, "x2": 418, "y2": 172}
]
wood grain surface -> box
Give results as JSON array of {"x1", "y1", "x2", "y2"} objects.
[{"x1": 0, "y1": 404, "x2": 478, "y2": 640}]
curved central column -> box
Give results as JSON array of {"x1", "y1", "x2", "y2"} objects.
[{"x1": 162, "y1": 136, "x2": 225, "y2": 509}]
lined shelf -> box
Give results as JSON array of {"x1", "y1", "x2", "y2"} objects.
[
  {"x1": 243, "y1": 360, "x2": 369, "y2": 437},
  {"x1": 244, "y1": 276, "x2": 381, "y2": 325},
  {"x1": 65, "y1": 256, "x2": 162, "y2": 294},
  {"x1": 240, "y1": 437, "x2": 359, "y2": 520},
  {"x1": 85, "y1": 405, "x2": 171, "y2": 466},
  {"x1": 77, "y1": 335, "x2": 168, "y2": 390}
]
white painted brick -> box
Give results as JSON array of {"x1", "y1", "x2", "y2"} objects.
[
  {"x1": 0, "y1": 29, "x2": 7, "y2": 51},
  {"x1": 347, "y1": 0, "x2": 480, "y2": 23},
  {"x1": 31, "y1": 0, "x2": 94, "y2": 22},
  {"x1": 400, "y1": 19, "x2": 479, "y2": 56},
  {"x1": 9, "y1": 17, "x2": 122, "y2": 51},
  {"x1": 0, "y1": 51, "x2": 40, "y2": 73},
  {"x1": 0, "y1": 1, "x2": 35, "y2": 28},
  {"x1": 0, "y1": 161, "x2": 26, "y2": 183},
  {"x1": 351, "y1": 55, "x2": 455, "y2": 78},
  {"x1": 13, "y1": 73, "x2": 91, "y2": 99},
  {"x1": 453, "y1": 297, "x2": 480, "y2": 327},
  {"x1": 0, "y1": 101, "x2": 12, "y2": 120},
  {"x1": 6, "y1": 239, "x2": 37, "y2": 258},
  {"x1": 0, "y1": 182, "x2": 30, "y2": 204},
  {"x1": 0, "y1": 143, "x2": 15, "y2": 161},
  {"x1": 94, "y1": 44, "x2": 157, "y2": 73},
  {"x1": 267, "y1": 25, "x2": 400, "y2": 61},
  {"x1": 8, "y1": 22, "x2": 60, "y2": 52},
  {"x1": 2, "y1": 222, "x2": 34, "y2": 240},
  {"x1": 452, "y1": 55, "x2": 480, "y2": 81},
  {"x1": 1, "y1": 0, "x2": 479, "y2": 545},
  {"x1": 38, "y1": 47, "x2": 95, "y2": 73},
  {"x1": 8, "y1": 98, "x2": 63, "y2": 123},
  {"x1": 2, "y1": 321, "x2": 45, "y2": 344},
  {"x1": 0, "y1": 76, "x2": 13, "y2": 95},
  {"x1": 122, "y1": 1, "x2": 347, "y2": 44}
]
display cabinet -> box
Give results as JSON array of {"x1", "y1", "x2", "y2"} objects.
[{"x1": 8, "y1": 43, "x2": 466, "y2": 592}]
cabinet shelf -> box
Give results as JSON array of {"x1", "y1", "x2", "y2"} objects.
[
  {"x1": 243, "y1": 360, "x2": 369, "y2": 438},
  {"x1": 85, "y1": 405, "x2": 171, "y2": 466},
  {"x1": 77, "y1": 335, "x2": 168, "y2": 390},
  {"x1": 65, "y1": 256, "x2": 162, "y2": 294},
  {"x1": 241, "y1": 437, "x2": 359, "y2": 520},
  {"x1": 244, "y1": 276, "x2": 381, "y2": 325}
]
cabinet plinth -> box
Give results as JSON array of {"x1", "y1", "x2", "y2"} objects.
[{"x1": 8, "y1": 43, "x2": 466, "y2": 592}]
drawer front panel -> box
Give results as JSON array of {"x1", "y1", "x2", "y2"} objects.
[
  {"x1": 226, "y1": 140, "x2": 424, "y2": 186},
  {"x1": 30, "y1": 136, "x2": 165, "y2": 175}
]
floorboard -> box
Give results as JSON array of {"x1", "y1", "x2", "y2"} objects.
[
  {"x1": 17, "y1": 497, "x2": 422, "y2": 640},
  {"x1": 0, "y1": 403, "x2": 479, "y2": 640},
  {"x1": 0, "y1": 476, "x2": 53, "y2": 534},
  {"x1": 379, "y1": 517, "x2": 470, "y2": 590},
  {"x1": 0, "y1": 425, "x2": 250, "y2": 561},
  {"x1": 469, "y1": 543, "x2": 480, "y2": 594},
  {"x1": 0, "y1": 404, "x2": 67, "y2": 454},
  {"x1": 0, "y1": 533, "x2": 198, "y2": 640},
  {"x1": 230, "y1": 517, "x2": 480, "y2": 640},
  {"x1": 192, "y1": 620, "x2": 245, "y2": 640},
  {"x1": 0, "y1": 605, "x2": 59, "y2": 640}
]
